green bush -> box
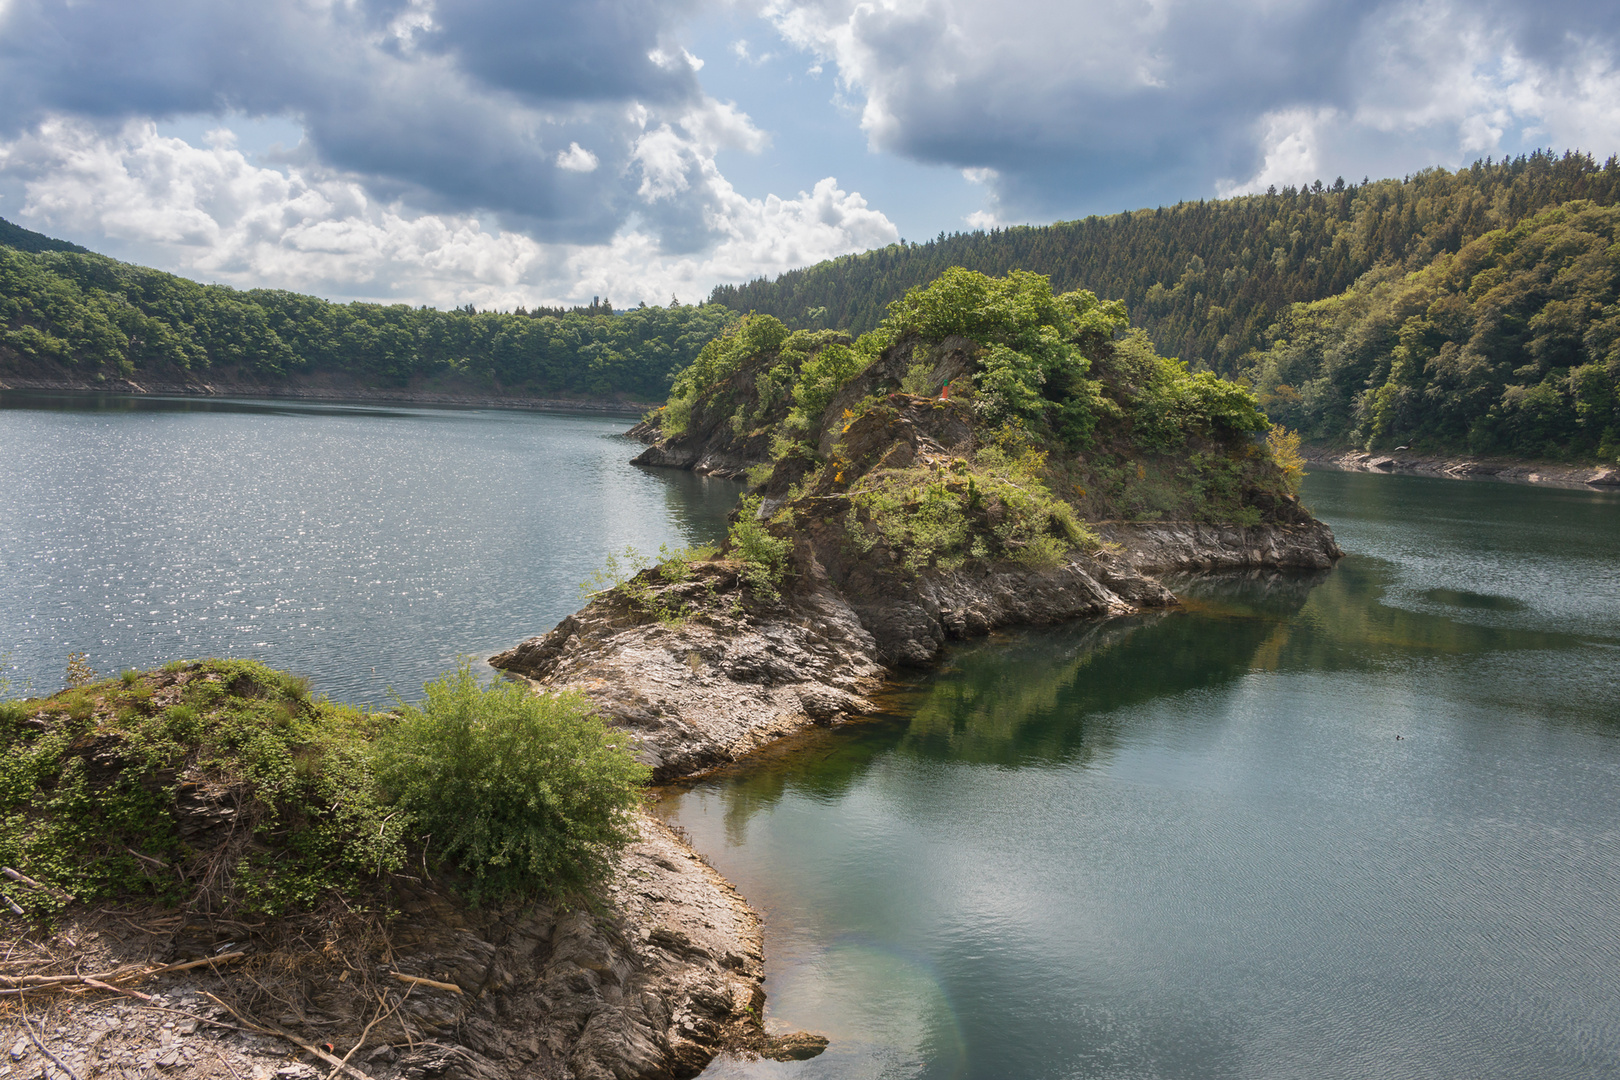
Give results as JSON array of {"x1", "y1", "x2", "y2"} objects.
[
  {"x1": 727, "y1": 496, "x2": 794, "y2": 598},
  {"x1": 0, "y1": 659, "x2": 404, "y2": 917},
  {"x1": 375, "y1": 663, "x2": 648, "y2": 901}
]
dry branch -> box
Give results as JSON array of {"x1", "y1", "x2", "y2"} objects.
[
  {"x1": 204, "y1": 993, "x2": 376, "y2": 1080},
  {"x1": 389, "y1": 971, "x2": 463, "y2": 994},
  {"x1": 0, "y1": 950, "x2": 246, "y2": 996},
  {"x1": 2, "y1": 867, "x2": 73, "y2": 901},
  {"x1": 18, "y1": 1003, "x2": 84, "y2": 1080}
]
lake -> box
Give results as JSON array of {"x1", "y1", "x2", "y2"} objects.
[
  {"x1": 0, "y1": 390, "x2": 741, "y2": 703},
  {"x1": 4, "y1": 390, "x2": 1618, "y2": 1078},
  {"x1": 665, "y1": 470, "x2": 1620, "y2": 1079}
]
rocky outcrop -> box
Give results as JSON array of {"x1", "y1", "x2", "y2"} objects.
[
  {"x1": 1, "y1": 813, "x2": 822, "y2": 1080},
  {"x1": 492, "y1": 563, "x2": 887, "y2": 782},
  {"x1": 493, "y1": 513, "x2": 1342, "y2": 780},
  {"x1": 1095, "y1": 519, "x2": 1343, "y2": 574}
]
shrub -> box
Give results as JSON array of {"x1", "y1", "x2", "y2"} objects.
[
  {"x1": 375, "y1": 663, "x2": 648, "y2": 901},
  {"x1": 0, "y1": 659, "x2": 404, "y2": 917},
  {"x1": 1266, "y1": 425, "x2": 1307, "y2": 494},
  {"x1": 727, "y1": 496, "x2": 794, "y2": 598}
]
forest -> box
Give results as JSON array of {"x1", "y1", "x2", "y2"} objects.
[
  {"x1": 0, "y1": 225, "x2": 736, "y2": 402},
  {"x1": 6, "y1": 150, "x2": 1618, "y2": 457},
  {"x1": 710, "y1": 151, "x2": 1620, "y2": 459}
]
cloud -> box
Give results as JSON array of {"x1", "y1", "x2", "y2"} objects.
[
  {"x1": 0, "y1": 0, "x2": 709, "y2": 242},
  {"x1": 0, "y1": 116, "x2": 896, "y2": 309},
  {"x1": 762, "y1": 0, "x2": 1620, "y2": 215},
  {"x1": 556, "y1": 143, "x2": 600, "y2": 173}
]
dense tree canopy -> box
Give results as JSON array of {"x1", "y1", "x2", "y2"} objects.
[
  {"x1": 0, "y1": 236, "x2": 736, "y2": 401},
  {"x1": 1247, "y1": 202, "x2": 1620, "y2": 460},
  {"x1": 709, "y1": 151, "x2": 1620, "y2": 381}
]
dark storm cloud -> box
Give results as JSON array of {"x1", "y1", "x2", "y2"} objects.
[{"x1": 0, "y1": 0, "x2": 709, "y2": 241}]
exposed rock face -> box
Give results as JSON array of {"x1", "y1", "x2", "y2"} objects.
[
  {"x1": 492, "y1": 516, "x2": 1342, "y2": 779},
  {"x1": 1095, "y1": 519, "x2": 1343, "y2": 574},
  {"x1": 0, "y1": 814, "x2": 802, "y2": 1080},
  {"x1": 492, "y1": 564, "x2": 887, "y2": 782}
]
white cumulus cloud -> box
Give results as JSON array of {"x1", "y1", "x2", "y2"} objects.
[
  {"x1": 0, "y1": 116, "x2": 897, "y2": 310},
  {"x1": 556, "y1": 142, "x2": 600, "y2": 173}
]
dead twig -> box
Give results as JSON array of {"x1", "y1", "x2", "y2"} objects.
[
  {"x1": 323, "y1": 986, "x2": 410, "y2": 1080},
  {"x1": 212, "y1": 1050, "x2": 246, "y2": 1080},
  {"x1": 2, "y1": 867, "x2": 73, "y2": 901},
  {"x1": 131, "y1": 1003, "x2": 253, "y2": 1034},
  {"x1": 18, "y1": 1001, "x2": 84, "y2": 1080},
  {"x1": 203, "y1": 993, "x2": 376, "y2": 1080},
  {"x1": 389, "y1": 972, "x2": 462, "y2": 995},
  {"x1": 123, "y1": 848, "x2": 169, "y2": 870}
]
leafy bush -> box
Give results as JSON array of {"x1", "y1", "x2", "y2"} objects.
[
  {"x1": 375, "y1": 663, "x2": 648, "y2": 901},
  {"x1": 0, "y1": 659, "x2": 403, "y2": 917},
  {"x1": 662, "y1": 313, "x2": 791, "y2": 434},
  {"x1": 845, "y1": 435, "x2": 1100, "y2": 574},
  {"x1": 1266, "y1": 426, "x2": 1307, "y2": 494},
  {"x1": 727, "y1": 496, "x2": 794, "y2": 598},
  {"x1": 876, "y1": 268, "x2": 1129, "y2": 436}
]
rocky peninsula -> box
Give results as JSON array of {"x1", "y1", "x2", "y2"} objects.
[{"x1": 495, "y1": 272, "x2": 1342, "y2": 784}]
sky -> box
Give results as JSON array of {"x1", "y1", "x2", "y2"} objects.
[{"x1": 1, "y1": 0, "x2": 1617, "y2": 310}]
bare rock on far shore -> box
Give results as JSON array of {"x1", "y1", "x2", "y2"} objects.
[{"x1": 1306, "y1": 447, "x2": 1620, "y2": 491}]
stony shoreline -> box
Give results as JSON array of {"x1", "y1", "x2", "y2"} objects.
[
  {"x1": 493, "y1": 517, "x2": 1342, "y2": 784},
  {"x1": 1303, "y1": 446, "x2": 1620, "y2": 490},
  {"x1": 0, "y1": 375, "x2": 651, "y2": 416},
  {"x1": 0, "y1": 813, "x2": 822, "y2": 1080}
]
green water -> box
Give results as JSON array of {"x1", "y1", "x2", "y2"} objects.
[{"x1": 666, "y1": 470, "x2": 1620, "y2": 1079}]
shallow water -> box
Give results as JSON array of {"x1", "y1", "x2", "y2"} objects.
[
  {"x1": 0, "y1": 390, "x2": 741, "y2": 703},
  {"x1": 665, "y1": 469, "x2": 1620, "y2": 1080}
]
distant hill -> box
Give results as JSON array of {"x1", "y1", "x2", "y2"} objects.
[
  {"x1": 707, "y1": 151, "x2": 1620, "y2": 461},
  {"x1": 0, "y1": 227, "x2": 735, "y2": 402},
  {"x1": 709, "y1": 152, "x2": 1620, "y2": 374},
  {"x1": 0, "y1": 215, "x2": 92, "y2": 255}
]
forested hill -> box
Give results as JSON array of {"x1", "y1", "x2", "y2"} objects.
[
  {"x1": 0, "y1": 222, "x2": 736, "y2": 402},
  {"x1": 709, "y1": 152, "x2": 1620, "y2": 380},
  {"x1": 0, "y1": 217, "x2": 91, "y2": 256}
]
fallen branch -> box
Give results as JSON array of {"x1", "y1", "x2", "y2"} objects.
[
  {"x1": 81, "y1": 977, "x2": 153, "y2": 1002},
  {"x1": 19, "y1": 1002, "x2": 84, "y2": 1080},
  {"x1": 0, "y1": 951, "x2": 246, "y2": 995},
  {"x1": 389, "y1": 972, "x2": 462, "y2": 995},
  {"x1": 124, "y1": 848, "x2": 169, "y2": 870},
  {"x1": 1, "y1": 892, "x2": 22, "y2": 916},
  {"x1": 3, "y1": 867, "x2": 73, "y2": 901},
  {"x1": 204, "y1": 993, "x2": 376, "y2": 1080}
]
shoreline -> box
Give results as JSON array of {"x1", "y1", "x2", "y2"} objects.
[
  {"x1": 1303, "y1": 445, "x2": 1620, "y2": 491},
  {"x1": 0, "y1": 375, "x2": 652, "y2": 416}
]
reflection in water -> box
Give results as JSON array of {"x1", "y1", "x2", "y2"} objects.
[{"x1": 669, "y1": 471, "x2": 1620, "y2": 1080}]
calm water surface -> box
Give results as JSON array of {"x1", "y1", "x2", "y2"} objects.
[
  {"x1": 7, "y1": 390, "x2": 1620, "y2": 1077},
  {"x1": 666, "y1": 470, "x2": 1620, "y2": 1080},
  {"x1": 0, "y1": 390, "x2": 741, "y2": 703}
]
